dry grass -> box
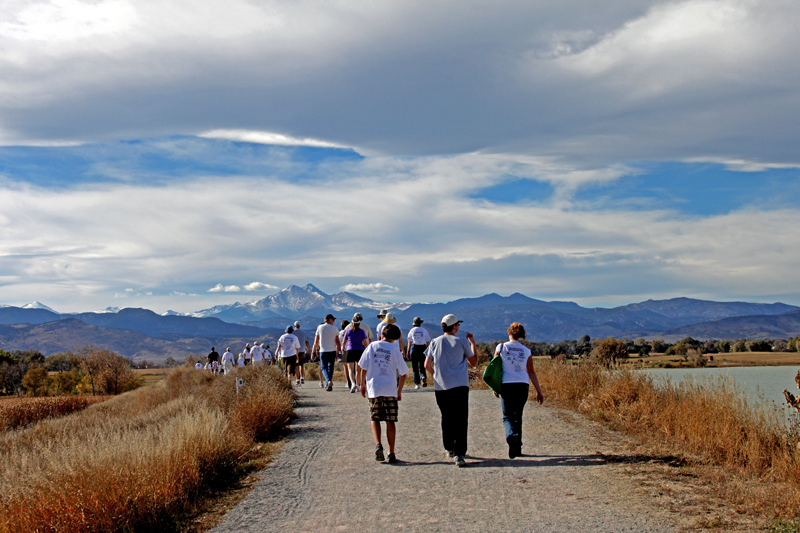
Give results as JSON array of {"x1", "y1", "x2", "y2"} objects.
[
  {"x1": 633, "y1": 352, "x2": 800, "y2": 367},
  {"x1": 534, "y1": 360, "x2": 800, "y2": 516},
  {"x1": 0, "y1": 365, "x2": 294, "y2": 533},
  {"x1": 0, "y1": 396, "x2": 110, "y2": 431}
]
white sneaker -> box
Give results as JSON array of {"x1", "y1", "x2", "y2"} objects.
[
  {"x1": 454, "y1": 455, "x2": 466, "y2": 467},
  {"x1": 350, "y1": 384, "x2": 357, "y2": 393},
  {"x1": 300, "y1": 377, "x2": 304, "y2": 384},
  {"x1": 319, "y1": 381, "x2": 325, "y2": 388},
  {"x1": 296, "y1": 379, "x2": 300, "y2": 385},
  {"x1": 414, "y1": 384, "x2": 420, "y2": 390}
]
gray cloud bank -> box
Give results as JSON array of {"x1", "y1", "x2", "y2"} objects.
[{"x1": 1, "y1": 0, "x2": 799, "y2": 166}]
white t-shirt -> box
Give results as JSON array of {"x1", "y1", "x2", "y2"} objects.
[
  {"x1": 195, "y1": 362, "x2": 203, "y2": 369},
  {"x1": 222, "y1": 351, "x2": 235, "y2": 365},
  {"x1": 237, "y1": 356, "x2": 245, "y2": 367},
  {"x1": 495, "y1": 340, "x2": 531, "y2": 384},
  {"x1": 376, "y1": 321, "x2": 402, "y2": 344},
  {"x1": 243, "y1": 347, "x2": 251, "y2": 360},
  {"x1": 264, "y1": 348, "x2": 274, "y2": 360},
  {"x1": 407, "y1": 326, "x2": 431, "y2": 346},
  {"x1": 250, "y1": 345, "x2": 263, "y2": 362},
  {"x1": 278, "y1": 333, "x2": 301, "y2": 357},
  {"x1": 316, "y1": 323, "x2": 340, "y2": 352},
  {"x1": 358, "y1": 340, "x2": 409, "y2": 398}
]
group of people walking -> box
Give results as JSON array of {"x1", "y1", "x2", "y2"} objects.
[{"x1": 200, "y1": 310, "x2": 545, "y2": 467}]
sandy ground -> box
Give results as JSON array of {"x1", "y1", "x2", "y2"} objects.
[{"x1": 208, "y1": 379, "x2": 746, "y2": 533}]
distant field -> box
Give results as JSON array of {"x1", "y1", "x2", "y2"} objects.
[
  {"x1": 630, "y1": 352, "x2": 800, "y2": 367},
  {"x1": 132, "y1": 368, "x2": 168, "y2": 386}
]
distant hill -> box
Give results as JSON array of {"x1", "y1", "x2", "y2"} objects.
[
  {"x1": 659, "y1": 310, "x2": 800, "y2": 341},
  {"x1": 0, "y1": 319, "x2": 283, "y2": 362},
  {"x1": 3, "y1": 290, "x2": 799, "y2": 357}
]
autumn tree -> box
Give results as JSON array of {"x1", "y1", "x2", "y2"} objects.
[
  {"x1": 591, "y1": 338, "x2": 628, "y2": 368},
  {"x1": 22, "y1": 367, "x2": 51, "y2": 397}
]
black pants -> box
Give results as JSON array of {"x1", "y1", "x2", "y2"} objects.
[
  {"x1": 409, "y1": 345, "x2": 427, "y2": 385},
  {"x1": 434, "y1": 386, "x2": 469, "y2": 456}
]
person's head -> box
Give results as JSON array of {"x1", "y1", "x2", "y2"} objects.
[
  {"x1": 340, "y1": 319, "x2": 350, "y2": 330},
  {"x1": 508, "y1": 322, "x2": 526, "y2": 340},
  {"x1": 376, "y1": 308, "x2": 389, "y2": 319},
  {"x1": 294, "y1": 321, "x2": 301, "y2": 329},
  {"x1": 285, "y1": 325, "x2": 294, "y2": 333},
  {"x1": 351, "y1": 314, "x2": 362, "y2": 331},
  {"x1": 382, "y1": 312, "x2": 397, "y2": 324},
  {"x1": 325, "y1": 313, "x2": 336, "y2": 324},
  {"x1": 382, "y1": 323, "x2": 401, "y2": 341},
  {"x1": 246, "y1": 344, "x2": 251, "y2": 349},
  {"x1": 226, "y1": 347, "x2": 231, "y2": 352},
  {"x1": 211, "y1": 346, "x2": 215, "y2": 351},
  {"x1": 412, "y1": 316, "x2": 423, "y2": 327},
  {"x1": 441, "y1": 314, "x2": 463, "y2": 334}
]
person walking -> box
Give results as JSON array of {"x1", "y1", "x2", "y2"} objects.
[
  {"x1": 221, "y1": 347, "x2": 235, "y2": 375},
  {"x1": 262, "y1": 343, "x2": 274, "y2": 366},
  {"x1": 277, "y1": 325, "x2": 301, "y2": 384},
  {"x1": 339, "y1": 319, "x2": 351, "y2": 389},
  {"x1": 342, "y1": 314, "x2": 369, "y2": 393},
  {"x1": 207, "y1": 347, "x2": 221, "y2": 375},
  {"x1": 243, "y1": 344, "x2": 252, "y2": 366},
  {"x1": 378, "y1": 312, "x2": 404, "y2": 354},
  {"x1": 250, "y1": 342, "x2": 264, "y2": 366},
  {"x1": 293, "y1": 321, "x2": 312, "y2": 384},
  {"x1": 424, "y1": 314, "x2": 478, "y2": 467},
  {"x1": 494, "y1": 322, "x2": 544, "y2": 458},
  {"x1": 406, "y1": 317, "x2": 431, "y2": 388},
  {"x1": 314, "y1": 313, "x2": 342, "y2": 392},
  {"x1": 357, "y1": 324, "x2": 409, "y2": 463}
]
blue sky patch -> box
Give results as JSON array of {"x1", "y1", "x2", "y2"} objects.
[
  {"x1": 469, "y1": 177, "x2": 555, "y2": 204},
  {"x1": 572, "y1": 162, "x2": 800, "y2": 216}
]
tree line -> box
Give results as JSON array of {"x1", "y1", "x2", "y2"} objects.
[{"x1": 0, "y1": 346, "x2": 144, "y2": 397}]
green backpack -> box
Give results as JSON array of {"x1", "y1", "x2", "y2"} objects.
[{"x1": 482, "y1": 344, "x2": 503, "y2": 396}]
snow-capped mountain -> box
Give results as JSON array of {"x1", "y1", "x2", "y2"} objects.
[
  {"x1": 22, "y1": 301, "x2": 58, "y2": 313},
  {"x1": 194, "y1": 284, "x2": 413, "y2": 322},
  {"x1": 95, "y1": 307, "x2": 123, "y2": 314}
]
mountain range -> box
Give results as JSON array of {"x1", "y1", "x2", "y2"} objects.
[{"x1": 2, "y1": 285, "x2": 799, "y2": 362}]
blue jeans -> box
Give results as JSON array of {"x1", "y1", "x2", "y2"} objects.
[
  {"x1": 320, "y1": 351, "x2": 337, "y2": 382},
  {"x1": 434, "y1": 386, "x2": 469, "y2": 456},
  {"x1": 500, "y1": 383, "x2": 529, "y2": 445}
]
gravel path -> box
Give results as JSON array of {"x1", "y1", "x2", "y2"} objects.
[{"x1": 212, "y1": 382, "x2": 679, "y2": 533}]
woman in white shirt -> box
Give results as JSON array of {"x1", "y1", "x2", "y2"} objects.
[{"x1": 494, "y1": 322, "x2": 544, "y2": 459}]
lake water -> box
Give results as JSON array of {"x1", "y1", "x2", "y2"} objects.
[{"x1": 642, "y1": 366, "x2": 800, "y2": 420}]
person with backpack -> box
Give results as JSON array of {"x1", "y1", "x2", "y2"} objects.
[{"x1": 493, "y1": 322, "x2": 544, "y2": 459}]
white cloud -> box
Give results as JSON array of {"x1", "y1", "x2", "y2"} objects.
[
  {"x1": 340, "y1": 283, "x2": 400, "y2": 294},
  {"x1": 199, "y1": 129, "x2": 350, "y2": 149},
  {"x1": 208, "y1": 284, "x2": 242, "y2": 293},
  {"x1": 244, "y1": 282, "x2": 278, "y2": 291},
  {"x1": 2, "y1": 149, "x2": 800, "y2": 311}
]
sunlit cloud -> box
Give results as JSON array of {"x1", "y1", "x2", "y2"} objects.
[
  {"x1": 244, "y1": 282, "x2": 279, "y2": 291},
  {"x1": 208, "y1": 284, "x2": 242, "y2": 293},
  {"x1": 340, "y1": 283, "x2": 400, "y2": 294},
  {"x1": 199, "y1": 130, "x2": 350, "y2": 149}
]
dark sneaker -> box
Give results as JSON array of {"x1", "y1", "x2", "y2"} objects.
[
  {"x1": 387, "y1": 453, "x2": 397, "y2": 464},
  {"x1": 422, "y1": 379, "x2": 427, "y2": 388},
  {"x1": 326, "y1": 381, "x2": 333, "y2": 392},
  {"x1": 454, "y1": 455, "x2": 466, "y2": 467},
  {"x1": 375, "y1": 444, "x2": 385, "y2": 462}
]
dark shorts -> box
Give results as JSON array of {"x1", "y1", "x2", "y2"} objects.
[
  {"x1": 297, "y1": 352, "x2": 307, "y2": 364},
  {"x1": 369, "y1": 396, "x2": 399, "y2": 422},
  {"x1": 345, "y1": 349, "x2": 363, "y2": 363},
  {"x1": 282, "y1": 355, "x2": 297, "y2": 375}
]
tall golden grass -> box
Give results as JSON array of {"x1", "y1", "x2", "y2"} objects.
[
  {"x1": 534, "y1": 361, "x2": 800, "y2": 513},
  {"x1": 0, "y1": 396, "x2": 110, "y2": 431},
  {"x1": 0, "y1": 365, "x2": 293, "y2": 533}
]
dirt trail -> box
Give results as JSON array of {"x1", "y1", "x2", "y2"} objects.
[{"x1": 211, "y1": 382, "x2": 679, "y2": 533}]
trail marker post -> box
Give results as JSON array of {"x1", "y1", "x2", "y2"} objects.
[{"x1": 237, "y1": 378, "x2": 244, "y2": 395}]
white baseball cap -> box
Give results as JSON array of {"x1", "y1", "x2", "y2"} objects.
[{"x1": 441, "y1": 314, "x2": 463, "y2": 327}]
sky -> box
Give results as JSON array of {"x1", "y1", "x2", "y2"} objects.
[{"x1": 1, "y1": 0, "x2": 799, "y2": 314}]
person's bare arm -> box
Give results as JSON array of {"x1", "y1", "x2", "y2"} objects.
[
  {"x1": 465, "y1": 332, "x2": 478, "y2": 367},
  {"x1": 397, "y1": 373, "x2": 407, "y2": 401},
  {"x1": 357, "y1": 364, "x2": 367, "y2": 397},
  {"x1": 424, "y1": 356, "x2": 434, "y2": 376},
  {"x1": 313, "y1": 334, "x2": 320, "y2": 353},
  {"x1": 526, "y1": 357, "x2": 544, "y2": 404}
]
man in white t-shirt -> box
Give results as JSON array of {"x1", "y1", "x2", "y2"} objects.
[
  {"x1": 406, "y1": 316, "x2": 431, "y2": 389},
  {"x1": 377, "y1": 312, "x2": 404, "y2": 355},
  {"x1": 292, "y1": 321, "x2": 312, "y2": 384},
  {"x1": 357, "y1": 323, "x2": 409, "y2": 463},
  {"x1": 250, "y1": 342, "x2": 264, "y2": 366},
  {"x1": 221, "y1": 347, "x2": 235, "y2": 375},
  {"x1": 277, "y1": 325, "x2": 301, "y2": 384},
  {"x1": 314, "y1": 313, "x2": 342, "y2": 391},
  {"x1": 261, "y1": 343, "x2": 274, "y2": 366}
]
